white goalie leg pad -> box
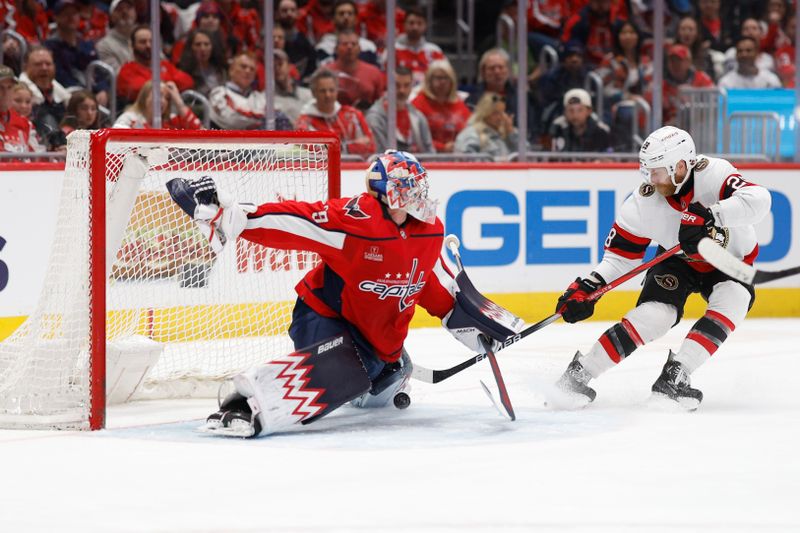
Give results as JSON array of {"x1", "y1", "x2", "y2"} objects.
[
  {"x1": 231, "y1": 334, "x2": 372, "y2": 437},
  {"x1": 580, "y1": 301, "x2": 677, "y2": 378}
]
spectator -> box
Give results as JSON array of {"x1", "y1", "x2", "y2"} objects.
[
  {"x1": 674, "y1": 16, "x2": 722, "y2": 82},
  {"x1": 96, "y1": 0, "x2": 137, "y2": 72},
  {"x1": 277, "y1": 0, "x2": 318, "y2": 80},
  {"x1": 411, "y1": 60, "x2": 471, "y2": 153},
  {"x1": 76, "y1": 0, "x2": 109, "y2": 42},
  {"x1": 209, "y1": 53, "x2": 293, "y2": 130},
  {"x1": 761, "y1": 0, "x2": 791, "y2": 54},
  {"x1": 60, "y1": 90, "x2": 105, "y2": 135},
  {"x1": 394, "y1": 7, "x2": 446, "y2": 86},
  {"x1": 697, "y1": 0, "x2": 733, "y2": 53},
  {"x1": 296, "y1": 69, "x2": 375, "y2": 157},
  {"x1": 718, "y1": 37, "x2": 782, "y2": 89},
  {"x1": 218, "y1": 0, "x2": 261, "y2": 54},
  {"x1": 4, "y1": 0, "x2": 49, "y2": 44},
  {"x1": 297, "y1": 0, "x2": 336, "y2": 43},
  {"x1": 114, "y1": 80, "x2": 202, "y2": 129},
  {"x1": 326, "y1": 30, "x2": 386, "y2": 110},
  {"x1": 275, "y1": 49, "x2": 313, "y2": 124},
  {"x1": 357, "y1": 0, "x2": 405, "y2": 50},
  {"x1": 117, "y1": 26, "x2": 194, "y2": 104},
  {"x1": 549, "y1": 88, "x2": 611, "y2": 153},
  {"x1": 466, "y1": 48, "x2": 534, "y2": 137},
  {"x1": 316, "y1": 0, "x2": 378, "y2": 66},
  {"x1": 561, "y1": 0, "x2": 622, "y2": 68},
  {"x1": 44, "y1": 1, "x2": 102, "y2": 93},
  {"x1": 454, "y1": 92, "x2": 521, "y2": 159},
  {"x1": 10, "y1": 83, "x2": 35, "y2": 121},
  {"x1": 597, "y1": 20, "x2": 652, "y2": 119},
  {"x1": 0, "y1": 67, "x2": 44, "y2": 153},
  {"x1": 535, "y1": 42, "x2": 590, "y2": 130},
  {"x1": 19, "y1": 47, "x2": 70, "y2": 144},
  {"x1": 178, "y1": 29, "x2": 227, "y2": 97},
  {"x1": 171, "y1": 1, "x2": 237, "y2": 64},
  {"x1": 655, "y1": 44, "x2": 714, "y2": 125},
  {"x1": 366, "y1": 66, "x2": 434, "y2": 154},
  {"x1": 724, "y1": 18, "x2": 776, "y2": 73},
  {"x1": 774, "y1": 14, "x2": 795, "y2": 87},
  {"x1": 526, "y1": 0, "x2": 570, "y2": 57}
]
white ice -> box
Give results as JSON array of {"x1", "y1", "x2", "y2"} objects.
[{"x1": 2, "y1": 318, "x2": 799, "y2": 533}]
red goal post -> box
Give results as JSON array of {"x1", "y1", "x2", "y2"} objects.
[{"x1": 0, "y1": 129, "x2": 341, "y2": 430}]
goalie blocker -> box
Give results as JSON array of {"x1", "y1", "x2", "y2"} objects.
[{"x1": 204, "y1": 333, "x2": 372, "y2": 437}]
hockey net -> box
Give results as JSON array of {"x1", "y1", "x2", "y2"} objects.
[{"x1": 0, "y1": 129, "x2": 340, "y2": 430}]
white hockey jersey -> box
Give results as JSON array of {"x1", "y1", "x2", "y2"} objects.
[{"x1": 594, "y1": 155, "x2": 772, "y2": 283}]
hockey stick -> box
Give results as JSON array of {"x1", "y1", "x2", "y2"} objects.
[
  {"x1": 698, "y1": 237, "x2": 800, "y2": 285},
  {"x1": 443, "y1": 235, "x2": 516, "y2": 420},
  {"x1": 412, "y1": 243, "x2": 683, "y2": 384}
]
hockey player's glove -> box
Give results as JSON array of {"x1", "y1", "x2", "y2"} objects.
[
  {"x1": 556, "y1": 276, "x2": 603, "y2": 323},
  {"x1": 679, "y1": 202, "x2": 716, "y2": 256}
]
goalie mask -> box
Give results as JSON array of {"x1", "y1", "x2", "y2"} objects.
[
  {"x1": 639, "y1": 126, "x2": 697, "y2": 194},
  {"x1": 366, "y1": 150, "x2": 438, "y2": 224}
]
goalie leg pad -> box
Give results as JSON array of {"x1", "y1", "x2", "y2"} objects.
[
  {"x1": 446, "y1": 270, "x2": 524, "y2": 342},
  {"x1": 233, "y1": 332, "x2": 371, "y2": 437}
]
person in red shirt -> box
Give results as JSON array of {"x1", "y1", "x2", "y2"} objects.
[
  {"x1": 697, "y1": 0, "x2": 731, "y2": 53},
  {"x1": 412, "y1": 60, "x2": 471, "y2": 153},
  {"x1": 117, "y1": 25, "x2": 194, "y2": 105},
  {"x1": 76, "y1": 0, "x2": 109, "y2": 42},
  {"x1": 775, "y1": 14, "x2": 796, "y2": 88},
  {"x1": 561, "y1": 0, "x2": 623, "y2": 68},
  {"x1": 0, "y1": 66, "x2": 43, "y2": 154},
  {"x1": 393, "y1": 7, "x2": 446, "y2": 86},
  {"x1": 357, "y1": 0, "x2": 405, "y2": 50},
  {"x1": 1, "y1": 0, "x2": 49, "y2": 44},
  {"x1": 326, "y1": 29, "x2": 386, "y2": 111},
  {"x1": 297, "y1": 0, "x2": 336, "y2": 43},
  {"x1": 653, "y1": 44, "x2": 715, "y2": 126},
  {"x1": 296, "y1": 69, "x2": 375, "y2": 157}
]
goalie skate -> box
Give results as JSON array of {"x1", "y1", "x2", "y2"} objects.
[{"x1": 199, "y1": 392, "x2": 262, "y2": 437}]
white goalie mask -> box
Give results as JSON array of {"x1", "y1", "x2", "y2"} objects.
[
  {"x1": 639, "y1": 126, "x2": 697, "y2": 194},
  {"x1": 365, "y1": 150, "x2": 438, "y2": 224}
]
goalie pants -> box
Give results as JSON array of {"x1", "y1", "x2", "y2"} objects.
[
  {"x1": 289, "y1": 298, "x2": 388, "y2": 382},
  {"x1": 579, "y1": 253, "x2": 756, "y2": 378}
]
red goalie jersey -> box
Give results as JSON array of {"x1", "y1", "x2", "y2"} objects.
[{"x1": 240, "y1": 193, "x2": 456, "y2": 363}]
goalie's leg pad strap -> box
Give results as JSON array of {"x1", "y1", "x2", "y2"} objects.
[
  {"x1": 449, "y1": 271, "x2": 524, "y2": 342},
  {"x1": 234, "y1": 332, "x2": 371, "y2": 436}
]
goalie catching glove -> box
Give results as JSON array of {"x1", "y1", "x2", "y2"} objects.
[
  {"x1": 444, "y1": 270, "x2": 525, "y2": 353},
  {"x1": 166, "y1": 176, "x2": 256, "y2": 254}
]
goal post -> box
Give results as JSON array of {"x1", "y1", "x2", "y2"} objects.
[{"x1": 0, "y1": 129, "x2": 341, "y2": 430}]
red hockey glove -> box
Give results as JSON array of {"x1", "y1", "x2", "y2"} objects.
[
  {"x1": 679, "y1": 202, "x2": 716, "y2": 256},
  {"x1": 556, "y1": 276, "x2": 603, "y2": 324}
]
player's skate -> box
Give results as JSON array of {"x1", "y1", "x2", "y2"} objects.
[
  {"x1": 201, "y1": 391, "x2": 262, "y2": 437},
  {"x1": 555, "y1": 352, "x2": 597, "y2": 405},
  {"x1": 650, "y1": 352, "x2": 703, "y2": 411}
]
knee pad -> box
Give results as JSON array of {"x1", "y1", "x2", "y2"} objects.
[{"x1": 623, "y1": 301, "x2": 678, "y2": 343}]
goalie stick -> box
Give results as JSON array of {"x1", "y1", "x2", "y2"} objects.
[
  {"x1": 698, "y1": 237, "x2": 800, "y2": 285},
  {"x1": 444, "y1": 235, "x2": 516, "y2": 420},
  {"x1": 412, "y1": 243, "x2": 683, "y2": 384}
]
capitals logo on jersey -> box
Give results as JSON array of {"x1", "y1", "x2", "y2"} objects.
[
  {"x1": 344, "y1": 196, "x2": 370, "y2": 219},
  {"x1": 358, "y1": 258, "x2": 426, "y2": 312}
]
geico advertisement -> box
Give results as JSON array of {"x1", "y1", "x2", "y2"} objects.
[{"x1": 0, "y1": 166, "x2": 797, "y2": 317}]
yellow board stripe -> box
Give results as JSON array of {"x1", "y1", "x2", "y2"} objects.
[{"x1": 1, "y1": 288, "x2": 798, "y2": 342}]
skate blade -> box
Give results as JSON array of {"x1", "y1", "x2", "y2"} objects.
[
  {"x1": 197, "y1": 421, "x2": 256, "y2": 438},
  {"x1": 648, "y1": 392, "x2": 700, "y2": 412}
]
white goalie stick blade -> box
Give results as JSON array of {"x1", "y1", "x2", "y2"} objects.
[
  {"x1": 698, "y1": 238, "x2": 800, "y2": 285},
  {"x1": 479, "y1": 380, "x2": 513, "y2": 420}
]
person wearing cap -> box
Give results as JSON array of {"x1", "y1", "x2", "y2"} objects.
[
  {"x1": 0, "y1": 66, "x2": 44, "y2": 154},
  {"x1": 44, "y1": 0, "x2": 105, "y2": 102},
  {"x1": 548, "y1": 88, "x2": 610, "y2": 155},
  {"x1": 96, "y1": 0, "x2": 136, "y2": 72},
  {"x1": 208, "y1": 52, "x2": 292, "y2": 131},
  {"x1": 536, "y1": 41, "x2": 591, "y2": 131},
  {"x1": 652, "y1": 43, "x2": 714, "y2": 125},
  {"x1": 274, "y1": 49, "x2": 313, "y2": 124},
  {"x1": 116, "y1": 26, "x2": 194, "y2": 105},
  {"x1": 718, "y1": 37, "x2": 782, "y2": 89}
]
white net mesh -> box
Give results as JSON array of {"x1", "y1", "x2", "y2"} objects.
[{"x1": 0, "y1": 130, "x2": 333, "y2": 429}]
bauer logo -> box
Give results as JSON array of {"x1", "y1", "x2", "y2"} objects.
[{"x1": 317, "y1": 336, "x2": 344, "y2": 354}]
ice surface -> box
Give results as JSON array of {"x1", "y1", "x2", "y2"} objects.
[{"x1": 2, "y1": 319, "x2": 799, "y2": 532}]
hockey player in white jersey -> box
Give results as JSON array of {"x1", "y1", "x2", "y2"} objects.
[{"x1": 554, "y1": 126, "x2": 771, "y2": 409}]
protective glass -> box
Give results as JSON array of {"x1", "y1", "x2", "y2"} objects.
[{"x1": 385, "y1": 170, "x2": 438, "y2": 224}]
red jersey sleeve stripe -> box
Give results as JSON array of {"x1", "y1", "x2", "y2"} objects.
[{"x1": 612, "y1": 223, "x2": 650, "y2": 245}]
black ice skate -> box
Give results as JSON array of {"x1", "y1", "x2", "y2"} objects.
[
  {"x1": 651, "y1": 354, "x2": 703, "y2": 411},
  {"x1": 201, "y1": 392, "x2": 262, "y2": 437},
  {"x1": 556, "y1": 352, "x2": 597, "y2": 403}
]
